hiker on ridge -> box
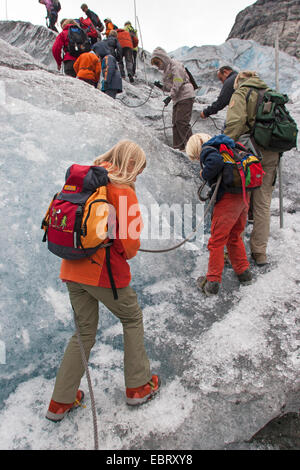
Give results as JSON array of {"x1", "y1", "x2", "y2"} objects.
[
  {"x1": 73, "y1": 49, "x2": 101, "y2": 87},
  {"x1": 46, "y1": 140, "x2": 160, "y2": 422},
  {"x1": 104, "y1": 18, "x2": 117, "y2": 37},
  {"x1": 200, "y1": 66, "x2": 238, "y2": 120},
  {"x1": 151, "y1": 47, "x2": 195, "y2": 151},
  {"x1": 39, "y1": 0, "x2": 60, "y2": 33},
  {"x1": 224, "y1": 71, "x2": 280, "y2": 267},
  {"x1": 116, "y1": 27, "x2": 135, "y2": 83},
  {"x1": 124, "y1": 21, "x2": 138, "y2": 76},
  {"x1": 80, "y1": 3, "x2": 104, "y2": 36},
  {"x1": 52, "y1": 19, "x2": 87, "y2": 77},
  {"x1": 92, "y1": 42, "x2": 123, "y2": 99},
  {"x1": 104, "y1": 30, "x2": 122, "y2": 62}
]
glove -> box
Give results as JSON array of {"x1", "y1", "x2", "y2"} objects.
[
  {"x1": 154, "y1": 80, "x2": 163, "y2": 89},
  {"x1": 163, "y1": 96, "x2": 172, "y2": 106}
]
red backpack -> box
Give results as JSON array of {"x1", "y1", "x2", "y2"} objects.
[
  {"x1": 41, "y1": 164, "x2": 111, "y2": 259},
  {"x1": 41, "y1": 164, "x2": 119, "y2": 299}
]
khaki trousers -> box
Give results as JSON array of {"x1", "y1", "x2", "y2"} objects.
[
  {"x1": 250, "y1": 148, "x2": 279, "y2": 256},
  {"x1": 52, "y1": 282, "x2": 151, "y2": 403}
]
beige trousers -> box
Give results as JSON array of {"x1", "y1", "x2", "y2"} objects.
[
  {"x1": 52, "y1": 282, "x2": 151, "y2": 403},
  {"x1": 250, "y1": 148, "x2": 279, "y2": 256}
]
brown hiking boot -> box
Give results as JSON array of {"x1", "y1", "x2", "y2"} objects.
[
  {"x1": 251, "y1": 252, "x2": 268, "y2": 266},
  {"x1": 197, "y1": 276, "x2": 220, "y2": 296}
]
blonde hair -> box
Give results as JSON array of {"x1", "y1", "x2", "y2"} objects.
[
  {"x1": 185, "y1": 133, "x2": 212, "y2": 161},
  {"x1": 94, "y1": 140, "x2": 146, "y2": 189},
  {"x1": 61, "y1": 19, "x2": 77, "y2": 29},
  {"x1": 234, "y1": 70, "x2": 258, "y2": 89}
]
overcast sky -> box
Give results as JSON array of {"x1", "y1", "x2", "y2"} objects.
[{"x1": 1, "y1": 0, "x2": 255, "y2": 52}]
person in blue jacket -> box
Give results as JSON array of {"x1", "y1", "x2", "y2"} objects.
[
  {"x1": 92, "y1": 42, "x2": 122, "y2": 99},
  {"x1": 185, "y1": 133, "x2": 252, "y2": 296}
]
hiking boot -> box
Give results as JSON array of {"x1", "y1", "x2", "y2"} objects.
[
  {"x1": 128, "y1": 74, "x2": 134, "y2": 83},
  {"x1": 237, "y1": 268, "x2": 252, "y2": 285},
  {"x1": 126, "y1": 375, "x2": 160, "y2": 406},
  {"x1": 46, "y1": 390, "x2": 85, "y2": 422},
  {"x1": 251, "y1": 252, "x2": 268, "y2": 266},
  {"x1": 197, "y1": 276, "x2": 220, "y2": 296}
]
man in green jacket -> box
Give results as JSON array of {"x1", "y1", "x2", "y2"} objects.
[{"x1": 224, "y1": 71, "x2": 279, "y2": 266}]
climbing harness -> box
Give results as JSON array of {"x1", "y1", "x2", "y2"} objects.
[
  {"x1": 117, "y1": 84, "x2": 155, "y2": 108},
  {"x1": 139, "y1": 173, "x2": 222, "y2": 253},
  {"x1": 73, "y1": 307, "x2": 99, "y2": 450}
]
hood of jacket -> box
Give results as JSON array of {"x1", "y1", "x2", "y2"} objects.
[
  {"x1": 203, "y1": 134, "x2": 235, "y2": 151},
  {"x1": 151, "y1": 47, "x2": 172, "y2": 70},
  {"x1": 92, "y1": 41, "x2": 110, "y2": 58},
  {"x1": 237, "y1": 76, "x2": 269, "y2": 91}
]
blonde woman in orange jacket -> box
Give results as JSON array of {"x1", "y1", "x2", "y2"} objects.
[{"x1": 46, "y1": 140, "x2": 160, "y2": 422}]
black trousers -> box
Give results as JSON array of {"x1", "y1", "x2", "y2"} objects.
[
  {"x1": 63, "y1": 60, "x2": 76, "y2": 78},
  {"x1": 47, "y1": 11, "x2": 58, "y2": 33},
  {"x1": 118, "y1": 47, "x2": 133, "y2": 78}
]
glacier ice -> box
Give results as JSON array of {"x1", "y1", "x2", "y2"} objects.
[{"x1": 0, "y1": 22, "x2": 299, "y2": 450}]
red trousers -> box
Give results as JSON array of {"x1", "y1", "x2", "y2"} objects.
[{"x1": 207, "y1": 193, "x2": 250, "y2": 282}]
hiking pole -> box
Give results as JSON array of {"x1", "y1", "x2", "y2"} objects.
[
  {"x1": 275, "y1": 33, "x2": 284, "y2": 229},
  {"x1": 139, "y1": 173, "x2": 222, "y2": 253}
]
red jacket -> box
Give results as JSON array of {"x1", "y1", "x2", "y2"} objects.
[
  {"x1": 52, "y1": 24, "x2": 78, "y2": 67},
  {"x1": 116, "y1": 29, "x2": 133, "y2": 49}
]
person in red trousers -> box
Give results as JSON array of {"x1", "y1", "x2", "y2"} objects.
[{"x1": 185, "y1": 133, "x2": 252, "y2": 296}]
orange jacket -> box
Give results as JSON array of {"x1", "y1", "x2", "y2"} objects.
[
  {"x1": 105, "y1": 21, "x2": 115, "y2": 37},
  {"x1": 60, "y1": 174, "x2": 143, "y2": 288},
  {"x1": 116, "y1": 29, "x2": 133, "y2": 49},
  {"x1": 73, "y1": 52, "x2": 101, "y2": 83}
]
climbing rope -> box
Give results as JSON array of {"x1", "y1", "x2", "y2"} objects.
[
  {"x1": 208, "y1": 115, "x2": 223, "y2": 131},
  {"x1": 73, "y1": 307, "x2": 99, "y2": 451},
  {"x1": 139, "y1": 173, "x2": 222, "y2": 253},
  {"x1": 117, "y1": 84, "x2": 155, "y2": 108}
]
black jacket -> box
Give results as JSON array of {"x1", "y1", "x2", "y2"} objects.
[
  {"x1": 86, "y1": 9, "x2": 102, "y2": 29},
  {"x1": 203, "y1": 71, "x2": 238, "y2": 117}
]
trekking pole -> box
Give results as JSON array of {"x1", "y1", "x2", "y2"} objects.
[
  {"x1": 275, "y1": 33, "x2": 284, "y2": 229},
  {"x1": 136, "y1": 16, "x2": 148, "y2": 85}
]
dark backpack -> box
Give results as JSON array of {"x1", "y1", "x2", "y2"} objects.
[
  {"x1": 67, "y1": 25, "x2": 91, "y2": 58},
  {"x1": 52, "y1": 0, "x2": 61, "y2": 12},
  {"x1": 246, "y1": 88, "x2": 298, "y2": 153},
  {"x1": 205, "y1": 143, "x2": 265, "y2": 206}
]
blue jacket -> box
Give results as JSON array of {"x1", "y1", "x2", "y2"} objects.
[
  {"x1": 200, "y1": 134, "x2": 236, "y2": 201},
  {"x1": 101, "y1": 54, "x2": 122, "y2": 93},
  {"x1": 92, "y1": 42, "x2": 122, "y2": 93}
]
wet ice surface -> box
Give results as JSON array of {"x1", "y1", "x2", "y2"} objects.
[{"x1": 0, "y1": 26, "x2": 299, "y2": 450}]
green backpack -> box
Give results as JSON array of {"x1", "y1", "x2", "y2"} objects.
[{"x1": 246, "y1": 88, "x2": 298, "y2": 153}]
